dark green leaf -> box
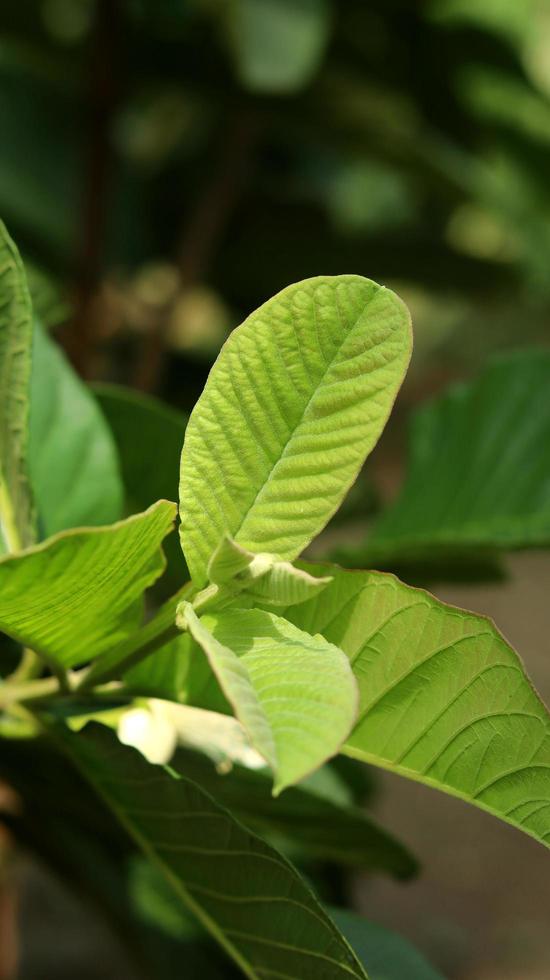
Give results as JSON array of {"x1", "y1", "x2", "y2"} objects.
[
  {"x1": 342, "y1": 351, "x2": 550, "y2": 570},
  {"x1": 60, "y1": 723, "x2": 369, "y2": 980},
  {"x1": 29, "y1": 323, "x2": 123, "y2": 537},
  {"x1": 329, "y1": 909, "x2": 444, "y2": 980}
]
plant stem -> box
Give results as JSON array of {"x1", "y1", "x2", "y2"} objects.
[{"x1": 76, "y1": 584, "x2": 192, "y2": 692}]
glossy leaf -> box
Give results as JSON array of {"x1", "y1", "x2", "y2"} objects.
[
  {"x1": 180, "y1": 275, "x2": 411, "y2": 586},
  {"x1": 184, "y1": 605, "x2": 359, "y2": 794},
  {"x1": 0, "y1": 501, "x2": 175, "y2": 671},
  {"x1": 226, "y1": 0, "x2": 332, "y2": 94},
  {"x1": 344, "y1": 351, "x2": 550, "y2": 569},
  {"x1": 169, "y1": 747, "x2": 417, "y2": 877},
  {"x1": 285, "y1": 563, "x2": 550, "y2": 850},
  {"x1": 330, "y1": 909, "x2": 444, "y2": 980},
  {"x1": 60, "y1": 723, "x2": 369, "y2": 980},
  {"x1": 0, "y1": 220, "x2": 35, "y2": 553},
  {"x1": 29, "y1": 323, "x2": 123, "y2": 537},
  {"x1": 95, "y1": 382, "x2": 189, "y2": 597}
]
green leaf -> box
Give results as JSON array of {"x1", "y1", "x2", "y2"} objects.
[
  {"x1": 244, "y1": 560, "x2": 333, "y2": 606},
  {"x1": 182, "y1": 605, "x2": 358, "y2": 794},
  {"x1": 344, "y1": 350, "x2": 550, "y2": 569},
  {"x1": 0, "y1": 220, "x2": 35, "y2": 553},
  {"x1": 180, "y1": 275, "x2": 411, "y2": 586},
  {"x1": 0, "y1": 501, "x2": 176, "y2": 672},
  {"x1": 225, "y1": 0, "x2": 332, "y2": 94},
  {"x1": 285, "y1": 563, "x2": 550, "y2": 850},
  {"x1": 329, "y1": 908, "x2": 444, "y2": 980},
  {"x1": 94, "y1": 383, "x2": 187, "y2": 515},
  {"x1": 181, "y1": 602, "x2": 278, "y2": 779},
  {"x1": 29, "y1": 323, "x2": 123, "y2": 537},
  {"x1": 59, "y1": 723, "x2": 369, "y2": 980},
  {"x1": 168, "y1": 747, "x2": 417, "y2": 877},
  {"x1": 95, "y1": 383, "x2": 189, "y2": 597},
  {"x1": 208, "y1": 535, "x2": 332, "y2": 605},
  {"x1": 208, "y1": 535, "x2": 261, "y2": 585}
]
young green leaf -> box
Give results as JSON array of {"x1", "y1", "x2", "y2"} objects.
[
  {"x1": 244, "y1": 560, "x2": 332, "y2": 606},
  {"x1": 0, "y1": 220, "x2": 35, "y2": 553},
  {"x1": 285, "y1": 563, "x2": 550, "y2": 850},
  {"x1": 180, "y1": 275, "x2": 411, "y2": 586},
  {"x1": 0, "y1": 501, "x2": 175, "y2": 672},
  {"x1": 208, "y1": 534, "x2": 332, "y2": 605},
  {"x1": 192, "y1": 606, "x2": 359, "y2": 794},
  {"x1": 180, "y1": 602, "x2": 278, "y2": 779},
  {"x1": 343, "y1": 350, "x2": 550, "y2": 569},
  {"x1": 59, "y1": 723, "x2": 369, "y2": 980},
  {"x1": 29, "y1": 323, "x2": 123, "y2": 537}
]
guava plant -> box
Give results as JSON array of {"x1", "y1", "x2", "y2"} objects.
[{"x1": 0, "y1": 219, "x2": 549, "y2": 980}]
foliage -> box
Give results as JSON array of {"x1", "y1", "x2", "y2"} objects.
[{"x1": 1, "y1": 223, "x2": 549, "y2": 978}]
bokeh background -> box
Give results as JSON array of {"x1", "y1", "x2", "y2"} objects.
[{"x1": 1, "y1": 1, "x2": 550, "y2": 978}]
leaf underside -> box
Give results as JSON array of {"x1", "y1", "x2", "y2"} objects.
[
  {"x1": 348, "y1": 350, "x2": 550, "y2": 567},
  {"x1": 284, "y1": 563, "x2": 550, "y2": 850},
  {"x1": 179, "y1": 275, "x2": 411, "y2": 586},
  {"x1": 0, "y1": 220, "x2": 35, "y2": 553},
  {"x1": 60, "y1": 723, "x2": 369, "y2": 980},
  {"x1": 0, "y1": 500, "x2": 176, "y2": 670},
  {"x1": 199, "y1": 607, "x2": 359, "y2": 793}
]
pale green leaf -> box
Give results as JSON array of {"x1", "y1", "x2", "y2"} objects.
[
  {"x1": 195, "y1": 607, "x2": 359, "y2": 794},
  {"x1": 180, "y1": 275, "x2": 411, "y2": 586},
  {"x1": 226, "y1": 0, "x2": 332, "y2": 94},
  {"x1": 208, "y1": 535, "x2": 332, "y2": 605},
  {"x1": 169, "y1": 747, "x2": 417, "y2": 877},
  {"x1": 60, "y1": 723, "x2": 369, "y2": 980},
  {"x1": 330, "y1": 909, "x2": 444, "y2": 980},
  {"x1": 208, "y1": 535, "x2": 259, "y2": 585},
  {"x1": 285, "y1": 563, "x2": 550, "y2": 850},
  {"x1": 0, "y1": 220, "x2": 35, "y2": 553},
  {"x1": 344, "y1": 350, "x2": 550, "y2": 569},
  {"x1": 180, "y1": 602, "x2": 278, "y2": 778},
  {"x1": 0, "y1": 501, "x2": 175, "y2": 671},
  {"x1": 29, "y1": 323, "x2": 123, "y2": 537},
  {"x1": 245, "y1": 560, "x2": 333, "y2": 606}
]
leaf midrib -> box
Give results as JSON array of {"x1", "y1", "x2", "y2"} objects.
[{"x1": 230, "y1": 284, "x2": 383, "y2": 547}]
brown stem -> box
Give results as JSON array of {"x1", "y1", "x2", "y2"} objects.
[{"x1": 65, "y1": 0, "x2": 121, "y2": 378}]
